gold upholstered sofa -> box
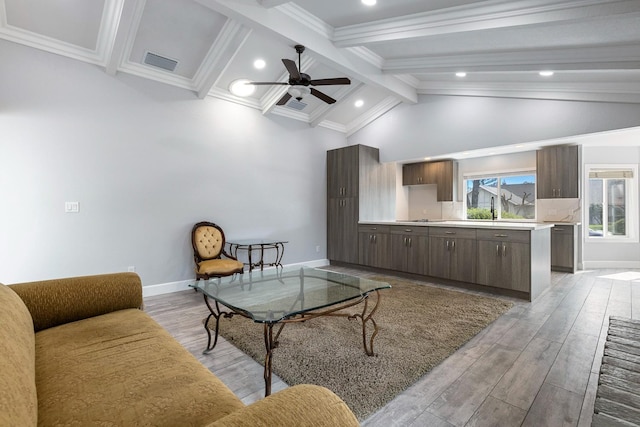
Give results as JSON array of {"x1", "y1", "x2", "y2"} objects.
[{"x1": 0, "y1": 272, "x2": 359, "y2": 426}]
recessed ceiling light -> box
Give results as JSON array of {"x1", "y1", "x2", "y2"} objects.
[
  {"x1": 253, "y1": 59, "x2": 266, "y2": 69},
  {"x1": 455, "y1": 72, "x2": 467, "y2": 78},
  {"x1": 229, "y1": 79, "x2": 255, "y2": 97},
  {"x1": 362, "y1": 0, "x2": 376, "y2": 5},
  {"x1": 354, "y1": 99, "x2": 364, "y2": 108},
  {"x1": 539, "y1": 70, "x2": 554, "y2": 77}
]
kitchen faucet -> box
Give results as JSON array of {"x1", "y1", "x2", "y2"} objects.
[{"x1": 490, "y1": 196, "x2": 497, "y2": 220}]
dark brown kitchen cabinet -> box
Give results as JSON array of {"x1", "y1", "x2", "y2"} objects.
[
  {"x1": 389, "y1": 226, "x2": 429, "y2": 275},
  {"x1": 327, "y1": 145, "x2": 395, "y2": 264},
  {"x1": 402, "y1": 162, "x2": 428, "y2": 185},
  {"x1": 476, "y1": 230, "x2": 530, "y2": 292},
  {"x1": 536, "y1": 145, "x2": 579, "y2": 199},
  {"x1": 428, "y1": 228, "x2": 476, "y2": 283},
  {"x1": 402, "y1": 160, "x2": 454, "y2": 201},
  {"x1": 431, "y1": 160, "x2": 454, "y2": 201},
  {"x1": 551, "y1": 224, "x2": 578, "y2": 273},
  {"x1": 327, "y1": 145, "x2": 358, "y2": 198},
  {"x1": 327, "y1": 197, "x2": 358, "y2": 264},
  {"x1": 358, "y1": 225, "x2": 391, "y2": 269}
]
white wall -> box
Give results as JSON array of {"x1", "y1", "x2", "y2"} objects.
[
  {"x1": 0, "y1": 40, "x2": 347, "y2": 286},
  {"x1": 350, "y1": 95, "x2": 640, "y2": 163}
]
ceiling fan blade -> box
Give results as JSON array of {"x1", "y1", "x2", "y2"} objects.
[
  {"x1": 282, "y1": 58, "x2": 301, "y2": 80},
  {"x1": 310, "y1": 88, "x2": 336, "y2": 104},
  {"x1": 310, "y1": 77, "x2": 351, "y2": 86},
  {"x1": 247, "y1": 82, "x2": 289, "y2": 86},
  {"x1": 276, "y1": 92, "x2": 292, "y2": 105}
]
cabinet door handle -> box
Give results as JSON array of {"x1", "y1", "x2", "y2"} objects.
[
  {"x1": 445, "y1": 231, "x2": 456, "y2": 235},
  {"x1": 496, "y1": 244, "x2": 500, "y2": 256},
  {"x1": 446, "y1": 240, "x2": 449, "y2": 251},
  {"x1": 502, "y1": 244, "x2": 507, "y2": 257},
  {"x1": 408, "y1": 237, "x2": 412, "y2": 247},
  {"x1": 451, "y1": 240, "x2": 455, "y2": 251},
  {"x1": 494, "y1": 234, "x2": 508, "y2": 238},
  {"x1": 405, "y1": 229, "x2": 412, "y2": 232},
  {"x1": 371, "y1": 227, "x2": 377, "y2": 230},
  {"x1": 373, "y1": 235, "x2": 377, "y2": 244},
  {"x1": 403, "y1": 237, "x2": 407, "y2": 246}
]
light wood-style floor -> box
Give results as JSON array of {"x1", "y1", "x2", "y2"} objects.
[{"x1": 144, "y1": 266, "x2": 640, "y2": 426}]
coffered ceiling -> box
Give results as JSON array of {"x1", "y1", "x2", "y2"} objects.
[{"x1": 1, "y1": 0, "x2": 639, "y2": 135}]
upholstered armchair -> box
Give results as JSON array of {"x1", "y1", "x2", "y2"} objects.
[{"x1": 191, "y1": 222, "x2": 244, "y2": 280}]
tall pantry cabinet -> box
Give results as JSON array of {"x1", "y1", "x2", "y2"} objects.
[{"x1": 327, "y1": 145, "x2": 395, "y2": 264}]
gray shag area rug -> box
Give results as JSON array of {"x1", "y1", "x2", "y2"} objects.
[{"x1": 210, "y1": 277, "x2": 513, "y2": 421}]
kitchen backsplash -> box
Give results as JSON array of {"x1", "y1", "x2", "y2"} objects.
[
  {"x1": 405, "y1": 185, "x2": 464, "y2": 220},
  {"x1": 537, "y1": 198, "x2": 581, "y2": 222},
  {"x1": 406, "y1": 185, "x2": 581, "y2": 222}
]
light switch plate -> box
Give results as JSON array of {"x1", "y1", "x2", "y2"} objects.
[{"x1": 65, "y1": 202, "x2": 79, "y2": 213}]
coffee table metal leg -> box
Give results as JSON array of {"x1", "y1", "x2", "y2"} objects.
[
  {"x1": 351, "y1": 290, "x2": 382, "y2": 356},
  {"x1": 203, "y1": 296, "x2": 223, "y2": 354},
  {"x1": 263, "y1": 323, "x2": 275, "y2": 396}
]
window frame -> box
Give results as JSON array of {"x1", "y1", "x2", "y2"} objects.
[
  {"x1": 463, "y1": 170, "x2": 537, "y2": 221},
  {"x1": 584, "y1": 164, "x2": 638, "y2": 243}
]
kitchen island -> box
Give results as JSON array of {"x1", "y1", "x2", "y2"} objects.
[{"x1": 352, "y1": 220, "x2": 553, "y2": 301}]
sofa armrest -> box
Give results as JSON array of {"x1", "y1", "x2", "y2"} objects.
[
  {"x1": 208, "y1": 384, "x2": 360, "y2": 427},
  {"x1": 9, "y1": 272, "x2": 143, "y2": 332}
]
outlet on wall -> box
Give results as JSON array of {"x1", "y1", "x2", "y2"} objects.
[{"x1": 315, "y1": 245, "x2": 320, "y2": 253}]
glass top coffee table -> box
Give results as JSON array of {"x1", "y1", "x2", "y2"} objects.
[{"x1": 189, "y1": 266, "x2": 391, "y2": 396}]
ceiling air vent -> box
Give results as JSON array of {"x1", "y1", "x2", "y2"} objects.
[
  {"x1": 287, "y1": 99, "x2": 307, "y2": 111},
  {"x1": 143, "y1": 51, "x2": 178, "y2": 72}
]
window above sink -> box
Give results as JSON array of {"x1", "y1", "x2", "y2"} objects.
[{"x1": 464, "y1": 172, "x2": 536, "y2": 221}]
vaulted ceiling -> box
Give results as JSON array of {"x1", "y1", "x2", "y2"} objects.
[{"x1": 1, "y1": 0, "x2": 639, "y2": 136}]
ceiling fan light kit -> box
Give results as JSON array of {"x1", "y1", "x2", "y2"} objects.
[
  {"x1": 247, "y1": 44, "x2": 351, "y2": 107},
  {"x1": 288, "y1": 85, "x2": 311, "y2": 100}
]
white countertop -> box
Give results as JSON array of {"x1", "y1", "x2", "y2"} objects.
[{"x1": 360, "y1": 220, "x2": 555, "y2": 231}]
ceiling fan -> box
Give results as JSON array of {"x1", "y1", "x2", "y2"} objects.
[{"x1": 248, "y1": 45, "x2": 351, "y2": 105}]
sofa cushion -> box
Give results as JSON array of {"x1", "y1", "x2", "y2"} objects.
[
  {"x1": 0, "y1": 283, "x2": 38, "y2": 426},
  {"x1": 35, "y1": 308, "x2": 245, "y2": 426}
]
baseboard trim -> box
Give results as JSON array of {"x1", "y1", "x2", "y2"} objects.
[
  {"x1": 142, "y1": 259, "x2": 330, "y2": 298},
  {"x1": 582, "y1": 261, "x2": 640, "y2": 269},
  {"x1": 143, "y1": 279, "x2": 193, "y2": 297}
]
